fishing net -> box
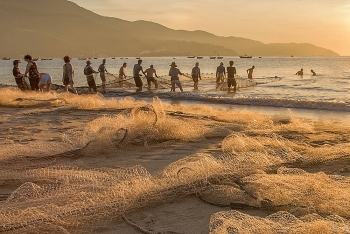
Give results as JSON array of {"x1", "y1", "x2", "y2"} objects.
[
  {"x1": 209, "y1": 210, "x2": 350, "y2": 234},
  {"x1": 0, "y1": 90, "x2": 349, "y2": 233}
]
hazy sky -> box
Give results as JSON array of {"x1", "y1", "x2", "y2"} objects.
[{"x1": 70, "y1": 0, "x2": 350, "y2": 55}]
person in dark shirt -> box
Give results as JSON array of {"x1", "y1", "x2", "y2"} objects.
[
  {"x1": 12, "y1": 60, "x2": 27, "y2": 91},
  {"x1": 227, "y1": 61, "x2": 237, "y2": 93},
  {"x1": 24, "y1": 55, "x2": 40, "y2": 91},
  {"x1": 84, "y1": 60, "x2": 99, "y2": 93},
  {"x1": 133, "y1": 59, "x2": 146, "y2": 92}
]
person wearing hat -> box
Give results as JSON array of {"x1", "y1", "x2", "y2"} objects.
[
  {"x1": 216, "y1": 62, "x2": 226, "y2": 88},
  {"x1": 247, "y1": 65, "x2": 255, "y2": 79},
  {"x1": 169, "y1": 62, "x2": 184, "y2": 92},
  {"x1": 227, "y1": 61, "x2": 237, "y2": 93},
  {"x1": 12, "y1": 60, "x2": 28, "y2": 91},
  {"x1": 133, "y1": 59, "x2": 146, "y2": 91},
  {"x1": 98, "y1": 59, "x2": 108, "y2": 93},
  {"x1": 84, "y1": 60, "x2": 99, "y2": 93},
  {"x1": 191, "y1": 62, "x2": 201, "y2": 90},
  {"x1": 63, "y1": 56, "x2": 78, "y2": 94}
]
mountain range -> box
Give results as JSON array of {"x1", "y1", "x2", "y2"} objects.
[{"x1": 0, "y1": 0, "x2": 339, "y2": 58}]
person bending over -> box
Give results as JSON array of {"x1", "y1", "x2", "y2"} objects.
[{"x1": 39, "y1": 73, "x2": 52, "y2": 92}]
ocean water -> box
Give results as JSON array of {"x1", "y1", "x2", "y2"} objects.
[{"x1": 0, "y1": 57, "x2": 349, "y2": 111}]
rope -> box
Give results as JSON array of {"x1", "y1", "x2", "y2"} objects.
[{"x1": 122, "y1": 215, "x2": 157, "y2": 234}]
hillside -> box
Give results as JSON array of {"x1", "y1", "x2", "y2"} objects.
[{"x1": 0, "y1": 0, "x2": 339, "y2": 58}]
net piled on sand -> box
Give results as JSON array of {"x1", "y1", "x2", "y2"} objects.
[{"x1": 209, "y1": 210, "x2": 350, "y2": 234}]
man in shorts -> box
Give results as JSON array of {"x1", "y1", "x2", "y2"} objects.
[
  {"x1": 39, "y1": 73, "x2": 52, "y2": 92},
  {"x1": 98, "y1": 59, "x2": 108, "y2": 92},
  {"x1": 216, "y1": 62, "x2": 226, "y2": 89},
  {"x1": 247, "y1": 65, "x2": 255, "y2": 79},
  {"x1": 227, "y1": 61, "x2": 237, "y2": 93},
  {"x1": 144, "y1": 65, "x2": 159, "y2": 90},
  {"x1": 119, "y1": 62, "x2": 127, "y2": 88},
  {"x1": 191, "y1": 62, "x2": 201, "y2": 90}
]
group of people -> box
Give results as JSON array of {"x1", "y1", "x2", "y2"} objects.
[
  {"x1": 295, "y1": 68, "x2": 317, "y2": 76},
  {"x1": 12, "y1": 55, "x2": 257, "y2": 94}
]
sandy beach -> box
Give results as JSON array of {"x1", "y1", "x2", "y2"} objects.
[{"x1": 0, "y1": 88, "x2": 349, "y2": 234}]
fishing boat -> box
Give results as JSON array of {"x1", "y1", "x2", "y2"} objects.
[
  {"x1": 2, "y1": 57, "x2": 11, "y2": 60},
  {"x1": 210, "y1": 57, "x2": 216, "y2": 59},
  {"x1": 136, "y1": 57, "x2": 141, "y2": 59},
  {"x1": 239, "y1": 54, "x2": 252, "y2": 58},
  {"x1": 217, "y1": 56, "x2": 223, "y2": 59},
  {"x1": 197, "y1": 56, "x2": 203, "y2": 59},
  {"x1": 111, "y1": 57, "x2": 116, "y2": 59},
  {"x1": 78, "y1": 57, "x2": 87, "y2": 60},
  {"x1": 187, "y1": 56, "x2": 195, "y2": 59}
]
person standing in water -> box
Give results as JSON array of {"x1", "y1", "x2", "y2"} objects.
[
  {"x1": 247, "y1": 65, "x2": 255, "y2": 79},
  {"x1": 145, "y1": 65, "x2": 159, "y2": 90},
  {"x1": 24, "y1": 55, "x2": 40, "y2": 91},
  {"x1": 216, "y1": 62, "x2": 226, "y2": 87},
  {"x1": 191, "y1": 62, "x2": 202, "y2": 90},
  {"x1": 62, "y1": 56, "x2": 78, "y2": 94},
  {"x1": 295, "y1": 68, "x2": 304, "y2": 76},
  {"x1": 133, "y1": 59, "x2": 146, "y2": 92},
  {"x1": 98, "y1": 59, "x2": 108, "y2": 93},
  {"x1": 311, "y1": 70, "x2": 317, "y2": 76},
  {"x1": 119, "y1": 62, "x2": 127, "y2": 88},
  {"x1": 84, "y1": 60, "x2": 99, "y2": 93},
  {"x1": 227, "y1": 61, "x2": 237, "y2": 93},
  {"x1": 38, "y1": 73, "x2": 52, "y2": 92},
  {"x1": 169, "y1": 62, "x2": 184, "y2": 92},
  {"x1": 12, "y1": 60, "x2": 27, "y2": 91}
]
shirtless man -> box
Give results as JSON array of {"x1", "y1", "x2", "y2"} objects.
[
  {"x1": 247, "y1": 65, "x2": 255, "y2": 79},
  {"x1": 227, "y1": 61, "x2": 237, "y2": 93},
  {"x1": 296, "y1": 68, "x2": 304, "y2": 76},
  {"x1": 311, "y1": 70, "x2": 317, "y2": 76},
  {"x1": 144, "y1": 65, "x2": 159, "y2": 90},
  {"x1": 119, "y1": 63, "x2": 127, "y2": 88}
]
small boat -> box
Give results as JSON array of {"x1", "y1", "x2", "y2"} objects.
[
  {"x1": 197, "y1": 56, "x2": 203, "y2": 59},
  {"x1": 259, "y1": 57, "x2": 262, "y2": 59},
  {"x1": 187, "y1": 56, "x2": 195, "y2": 59},
  {"x1": 136, "y1": 57, "x2": 141, "y2": 59},
  {"x1": 2, "y1": 57, "x2": 11, "y2": 60},
  {"x1": 210, "y1": 57, "x2": 216, "y2": 59},
  {"x1": 291, "y1": 55, "x2": 294, "y2": 57},
  {"x1": 217, "y1": 56, "x2": 223, "y2": 59},
  {"x1": 93, "y1": 58, "x2": 98, "y2": 59},
  {"x1": 239, "y1": 54, "x2": 252, "y2": 58},
  {"x1": 111, "y1": 57, "x2": 116, "y2": 59},
  {"x1": 78, "y1": 58, "x2": 87, "y2": 60}
]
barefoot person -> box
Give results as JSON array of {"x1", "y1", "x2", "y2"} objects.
[
  {"x1": 98, "y1": 59, "x2": 108, "y2": 92},
  {"x1": 119, "y1": 63, "x2": 127, "y2": 88},
  {"x1": 191, "y1": 62, "x2": 201, "y2": 90},
  {"x1": 247, "y1": 65, "x2": 255, "y2": 79},
  {"x1": 216, "y1": 62, "x2": 226, "y2": 88},
  {"x1": 311, "y1": 70, "x2": 317, "y2": 76},
  {"x1": 295, "y1": 68, "x2": 304, "y2": 76},
  {"x1": 133, "y1": 59, "x2": 146, "y2": 92},
  {"x1": 39, "y1": 73, "x2": 52, "y2": 92},
  {"x1": 24, "y1": 55, "x2": 40, "y2": 91},
  {"x1": 145, "y1": 65, "x2": 159, "y2": 90},
  {"x1": 62, "y1": 56, "x2": 78, "y2": 94},
  {"x1": 84, "y1": 60, "x2": 99, "y2": 93},
  {"x1": 227, "y1": 61, "x2": 237, "y2": 93},
  {"x1": 169, "y1": 62, "x2": 184, "y2": 92},
  {"x1": 12, "y1": 60, "x2": 28, "y2": 91}
]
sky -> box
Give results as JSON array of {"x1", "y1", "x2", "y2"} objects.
[{"x1": 70, "y1": 0, "x2": 350, "y2": 55}]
